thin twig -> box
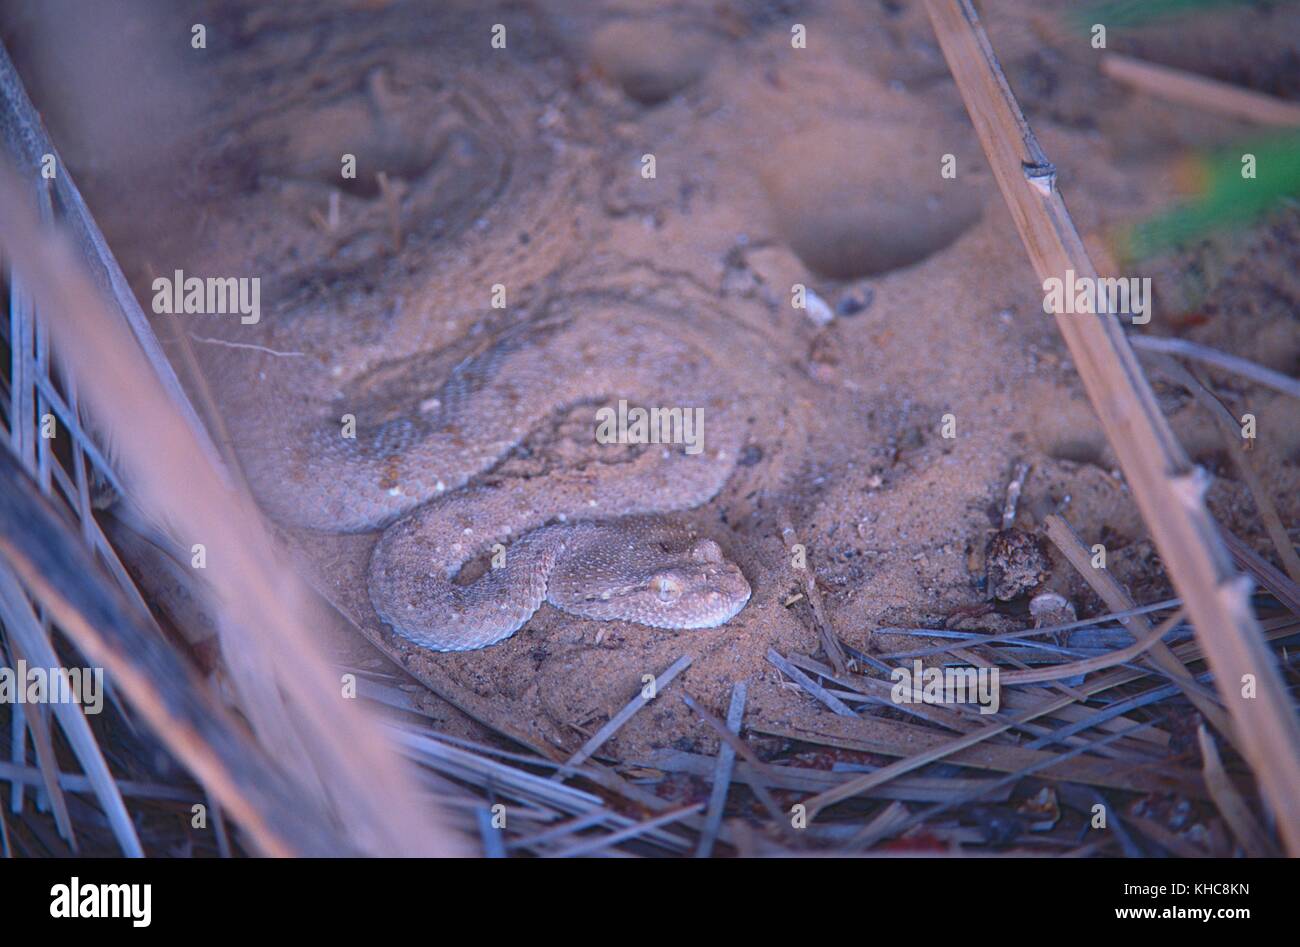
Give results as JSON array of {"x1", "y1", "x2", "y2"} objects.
[
  {"x1": 1101, "y1": 52, "x2": 1300, "y2": 127},
  {"x1": 1143, "y1": 353, "x2": 1300, "y2": 584},
  {"x1": 1044, "y1": 515, "x2": 1233, "y2": 736},
  {"x1": 681, "y1": 693, "x2": 795, "y2": 836},
  {"x1": 924, "y1": 0, "x2": 1300, "y2": 853},
  {"x1": 1197, "y1": 724, "x2": 1276, "y2": 857},
  {"x1": 552, "y1": 654, "x2": 692, "y2": 779},
  {"x1": 999, "y1": 608, "x2": 1186, "y2": 685},
  {"x1": 1131, "y1": 335, "x2": 1300, "y2": 402},
  {"x1": 186, "y1": 333, "x2": 306, "y2": 358},
  {"x1": 779, "y1": 509, "x2": 849, "y2": 674}
]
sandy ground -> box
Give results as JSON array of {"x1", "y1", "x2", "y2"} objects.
[{"x1": 8, "y1": 0, "x2": 1298, "y2": 772}]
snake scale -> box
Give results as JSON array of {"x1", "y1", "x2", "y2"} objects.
[{"x1": 245, "y1": 299, "x2": 752, "y2": 650}]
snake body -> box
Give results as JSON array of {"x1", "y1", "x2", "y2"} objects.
[{"x1": 246, "y1": 300, "x2": 751, "y2": 650}]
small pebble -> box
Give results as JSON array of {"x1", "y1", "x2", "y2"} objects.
[
  {"x1": 1030, "y1": 591, "x2": 1076, "y2": 630},
  {"x1": 985, "y1": 528, "x2": 1050, "y2": 602},
  {"x1": 803, "y1": 288, "x2": 835, "y2": 327}
]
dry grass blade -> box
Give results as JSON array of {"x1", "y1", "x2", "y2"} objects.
[
  {"x1": 7, "y1": 701, "x2": 22, "y2": 813},
  {"x1": 0, "y1": 563, "x2": 141, "y2": 856},
  {"x1": 798, "y1": 646, "x2": 1165, "y2": 756},
  {"x1": 509, "y1": 811, "x2": 612, "y2": 853},
  {"x1": 800, "y1": 715, "x2": 1019, "y2": 818},
  {"x1": 696, "y1": 680, "x2": 746, "y2": 858},
  {"x1": 1220, "y1": 527, "x2": 1300, "y2": 616},
  {"x1": 385, "y1": 721, "x2": 699, "y2": 855},
  {"x1": 1141, "y1": 352, "x2": 1300, "y2": 584},
  {"x1": 779, "y1": 509, "x2": 849, "y2": 674},
  {"x1": 0, "y1": 161, "x2": 464, "y2": 855},
  {"x1": 859, "y1": 802, "x2": 911, "y2": 843},
  {"x1": 785, "y1": 652, "x2": 974, "y2": 732},
  {"x1": 773, "y1": 658, "x2": 1206, "y2": 804},
  {"x1": 553, "y1": 653, "x2": 692, "y2": 778},
  {"x1": 999, "y1": 609, "x2": 1186, "y2": 684},
  {"x1": 1197, "y1": 724, "x2": 1276, "y2": 857},
  {"x1": 0, "y1": 447, "x2": 362, "y2": 855},
  {"x1": 767, "y1": 648, "x2": 856, "y2": 717},
  {"x1": 924, "y1": 0, "x2": 1300, "y2": 854},
  {"x1": 882, "y1": 597, "x2": 1183, "y2": 659},
  {"x1": 1131, "y1": 336, "x2": 1300, "y2": 402},
  {"x1": 0, "y1": 761, "x2": 192, "y2": 802},
  {"x1": 3, "y1": 639, "x2": 75, "y2": 851},
  {"x1": 0, "y1": 41, "x2": 215, "y2": 458},
  {"x1": 1045, "y1": 515, "x2": 1231, "y2": 731},
  {"x1": 681, "y1": 693, "x2": 795, "y2": 837},
  {"x1": 853, "y1": 720, "x2": 1161, "y2": 849},
  {"x1": 645, "y1": 749, "x2": 1013, "y2": 802},
  {"x1": 548, "y1": 803, "x2": 703, "y2": 859}
]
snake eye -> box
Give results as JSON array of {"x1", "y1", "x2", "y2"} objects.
[{"x1": 652, "y1": 574, "x2": 682, "y2": 603}]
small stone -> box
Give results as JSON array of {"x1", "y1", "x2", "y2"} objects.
[
  {"x1": 803, "y1": 288, "x2": 835, "y2": 326},
  {"x1": 1029, "y1": 591, "x2": 1076, "y2": 629},
  {"x1": 985, "y1": 528, "x2": 1050, "y2": 602}
]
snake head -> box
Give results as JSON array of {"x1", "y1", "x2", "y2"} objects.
[
  {"x1": 550, "y1": 527, "x2": 751, "y2": 630},
  {"x1": 641, "y1": 534, "x2": 750, "y2": 629},
  {"x1": 640, "y1": 554, "x2": 750, "y2": 629}
]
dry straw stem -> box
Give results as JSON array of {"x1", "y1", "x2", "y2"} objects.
[
  {"x1": 1101, "y1": 52, "x2": 1300, "y2": 127},
  {"x1": 0, "y1": 451, "x2": 345, "y2": 856},
  {"x1": 0, "y1": 165, "x2": 465, "y2": 856},
  {"x1": 551, "y1": 653, "x2": 692, "y2": 778},
  {"x1": 0, "y1": 41, "x2": 217, "y2": 467},
  {"x1": 1142, "y1": 353, "x2": 1300, "y2": 585},
  {"x1": 923, "y1": 0, "x2": 1300, "y2": 854},
  {"x1": 1196, "y1": 724, "x2": 1276, "y2": 857},
  {"x1": 1044, "y1": 515, "x2": 1232, "y2": 738},
  {"x1": 997, "y1": 607, "x2": 1186, "y2": 685}
]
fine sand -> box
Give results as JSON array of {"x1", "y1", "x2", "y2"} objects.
[{"x1": 23, "y1": 0, "x2": 1299, "y2": 769}]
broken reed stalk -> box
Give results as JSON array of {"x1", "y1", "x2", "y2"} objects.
[
  {"x1": 0, "y1": 163, "x2": 466, "y2": 856},
  {"x1": 923, "y1": 0, "x2": 1300, "y2": 854},
  {"x1": 1142, "y1": 353, "x2": 1300, "y2": 585},
  {"x1": 1044, "y1": 515, "x2": 1233, "y2": 738},
  {"x1": 0, "y1": 449, "x2": 342, "y2": 856},
  {"x1": 1101, "y1": 52, "x2": 1300, "y2": 127},
  {"x1": 1196, "y1": 723, "x2": 1276, "y2": 857}
]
